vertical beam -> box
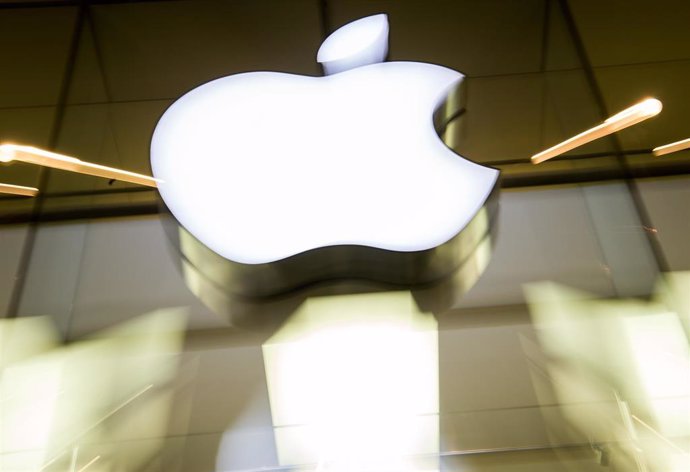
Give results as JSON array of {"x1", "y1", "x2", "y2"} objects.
[
  {"x1": 557, "y1": 0, "x2": 669, "y2": 275},
  {"x1": 555, "y1": 0, "x2": 668, "y2": 297},
  {"x1": 317, "y1": 0, "x2": 331, "y2": 40},
  {"x1": 537, "y1": 0, "x2": 551, "y2": 152},
  {"x1": 538, "y1": 0, "x2": 552, "y2": 73},
  {"x1": 4, "y1": 2, "x2": 87, "y2": 318}
]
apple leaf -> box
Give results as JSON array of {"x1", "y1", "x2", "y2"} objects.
[{"x1": 317, "y1": 14, "x2": 389, "y2": 75}]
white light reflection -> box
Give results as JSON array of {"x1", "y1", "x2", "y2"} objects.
[
  {"x1": 262, "y1": 292, "x2": 439, "y2": 471},
  {"x1": 531, "y1": 98, "x2": 662, "y2": 164},
  {"x1": 653, "y1": 137, "x2": 690, "y2": 157}
]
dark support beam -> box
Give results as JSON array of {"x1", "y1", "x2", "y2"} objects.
[
  {"x1": 557, "y1": 0, "x2": 670, "y2": 273},
  {"x1": 0, "y1": 203, "x2": 160, "y2": 224},
  {"x1": 317, "y1": 0, "x2": 332, "y2": 40},
  {"x1": 317, "y1": 0, "x2": 333, "y2": 41},
  {"x1": 538, "y1": 0, "x2": 551, "y2": 72},
  {"x1": 502, "y1": 161, "x2": 690, "y2": 188},
  {"x1": 0, "y1": 0, "x2": 188, "y2": 9},
  {"x1": 2, "y1": 163, "x2": 690, "y2": 224},
  {"x1": 4, "y1": 3, "x2": 87, "y2": 318}
]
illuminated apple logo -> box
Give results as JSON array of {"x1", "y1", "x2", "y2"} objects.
[{"x1": 151, "y1": 14, "x2": 499, "y2": 298}]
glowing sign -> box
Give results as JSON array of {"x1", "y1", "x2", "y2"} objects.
[{"x1": 151, "y1": 14, "x2": 498, "y2": 296}]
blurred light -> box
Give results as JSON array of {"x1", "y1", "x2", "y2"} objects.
[
  {"x1": 0, "y1": 348, "x2": 62, "y2": 471},
  {"x1": 0, "y1": 182, "x2": 38, "y2": 197},
  {"x1": 653, "y1": 137, "x2": 690, "y2": 157},
  {"x1": 531, "y1": 98, "x2": 662, "y2": 164},
  {"x1": 262, "y1": 292, "x2": 439, "y2": 471},
  {"x1": 525, "y1": 273, "x2": 690, "y2": 472},
  {"x1": 0, "y1": 309, "x2": 186, "y2": 472},
  {"x1": 0, "y1": 143, "x2": 160, "y2": 187},
  {"x1": 317, "y1": 14, "x2": 389, "y2": 75}
]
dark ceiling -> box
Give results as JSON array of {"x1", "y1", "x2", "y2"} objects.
[{"x1": 1, "y1": 0, "x2": 690, "y2": 222}]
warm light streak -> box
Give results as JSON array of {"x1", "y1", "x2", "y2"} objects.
[
  {"x1": 0, "y1": 182, "x2": 38, "y2": 197},
  {"x1": 531, "y1": 98, "x2": 662, "y2": 164},
  {"x1": 653, "y1": 137, "x2": 690, "y2": 157},
  {"x1": 0, "y1": 143, "x2": 160, "y2": 187},
  {"x1": 632, "y1": 415, "x2": 689, "y2": 455},
  {"x1": 76, "y1": 455, "x2": 101, "y2": 472}
]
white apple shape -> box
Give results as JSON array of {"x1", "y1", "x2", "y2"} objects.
[{"x1": 151, "y1": 14, "x2": 498, "y2": 286}]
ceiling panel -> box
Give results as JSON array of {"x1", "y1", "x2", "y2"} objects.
[
  {"x1": 449, "y1": 69, "x2": 610, "y2": 164},
  {"x1": 570, "y1": 0, "x2": 690, "y2": 67},
  {"x1": 0, "y1": 225, "x2": 29, "y2": 316},
  {"x1": 45, "y1": 99, "x2": 170, "y2": 194},
  {"x1": 328, "y1": 0, "x2": 546, "y2": 77},
  {"x1": 49, "y1": 103, "x2": 116, "y2": 194},
  {"x1": 90, "y1": 0, "x2": 323, "y2": 102},
  {"x1": 456, "y1": 185, "x2": 616, "y2": 308},
  {"x1": 543, "y1": 0, "x2": 580, "y2": 71},
  {"x1": 451, "y1": 74, "x2": 544, "y2": 163},
  {"x1": 0, "y1": 6, "x2": 76, "y2": 107},
  {"x1": 0, "y1": 0, "x2": 72, "y2": 3},
  {"x1": 66, "y1": 12, "x2": 109, "y2": 105},
  {"x1": 440, "y1": 322, "x2": 541, "y2": 413},
  {"x1": 637, "y1": 176, "x2": 690, "y2": 271},
  {"x1": 68, "y1": 216, "x2": 224, "y2": 337},
  {"x1": 0, "y1": 106, "x2": 55, "y2": 149},
  {"x1": 15, "y1": 222, "x2": 88, "y2": 337},
  {"x1": 107, "y1": 100, "x2": 172, "y2": 175},
  {"x1": 182, "y1": 346, "x2": 272, "y2": 435},
  {"x1": 595, "y1": 61, "x2": 690, "y2": 151},
  {"x1": 0, "y1": 0, "x2": 687, "y2": 202},
  {"x1": 538, "y1": 69, "x2": 612, "y2": 155}
]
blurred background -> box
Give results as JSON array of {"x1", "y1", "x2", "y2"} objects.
[{"x1": 1, "y1": 1, "x2": 689, "y2": 471}]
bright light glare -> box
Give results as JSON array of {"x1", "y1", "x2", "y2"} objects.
[
  {"x1": 653, "y1": 137, "x2": 690, "y2": 157},
  {"x1": 0, "y1": 310, "x2": 186, "y2": 472},
  {"x1": 604, "y1": 98, "x2": 662, "y2": 124},
  {"x1": 262, "y1": 292, "x2": 439, "y2": 471},
  {"x1": 0, "y1": 351, "x2": 62, "y2": 471},
  {"x1": 526, "y1": 273, "x2": 690, "y2": 472},
  {"x1": 531, "y1": 98, "x2": 662, "y2": 164},
  {"x1": 151, "y1": 63, "x2": 498, "y2": 264},
  {"x1": 0, "y1": 182, "x2": 39, "y2": 197},
  {"x1": 625, "y1": 313, "x2": 690, "y2": 437},
  {"x1": 0, "y1": 143, "x2": 160, "y2": 187},
  {"x1": 317, "y1": 14, "x2": 389, "y2": 75}
]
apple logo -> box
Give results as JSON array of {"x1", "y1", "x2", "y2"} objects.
[{"x1": 151, "y1": 14, "x2": 499, "y2": 298}]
